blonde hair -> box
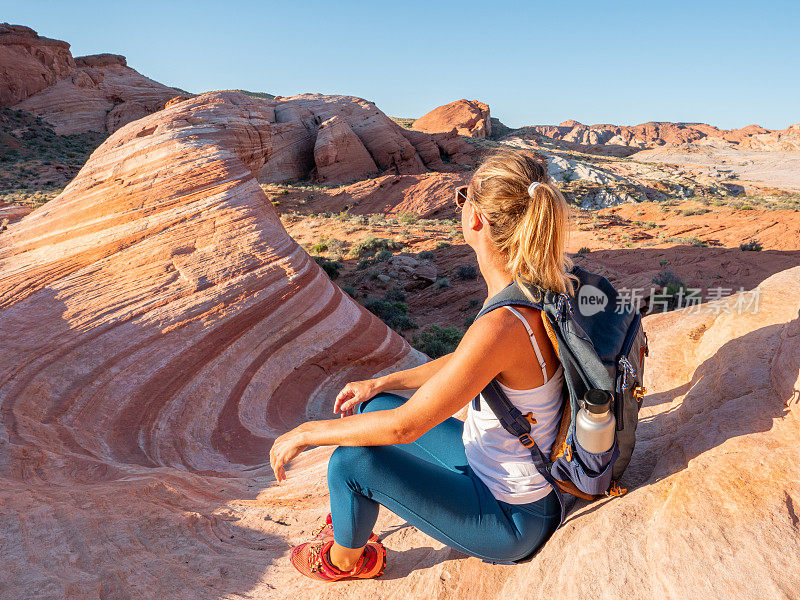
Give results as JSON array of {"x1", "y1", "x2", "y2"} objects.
[{"x1": 467, "y1": 147, "x2": 576, "y2": 298}]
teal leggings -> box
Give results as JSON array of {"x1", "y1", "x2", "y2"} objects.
[{"x1": 327, "y1": 393, "x2": 561, "y2": 564}]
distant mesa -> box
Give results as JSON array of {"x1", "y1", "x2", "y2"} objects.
[
  {"x1": 517, "y1": 119, "x2": 800, "y2": 151},
  {"x1": 413, "y1": 99, "x2": 492, "y2": 139},
  {"x1": 0, "y1": 22, "x2": 186, "y2": 134}
]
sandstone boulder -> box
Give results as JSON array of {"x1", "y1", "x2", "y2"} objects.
[
  {"x1": 313, "y1": 115, "x2": 378, "y2": 183},
  {"x1": 413, "y1": 99, "x2": 492, "y2": 138},
  {"x1": 252, "y1": 93, "x2": 474, "y2": 184}
]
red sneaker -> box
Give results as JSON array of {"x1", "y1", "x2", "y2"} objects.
[
  {"x1": 290, "y1": 538, "x2": 386, "y2": 582},
  {"x1": 310, "y1": 513, "x2": 380, "y2": 543}
]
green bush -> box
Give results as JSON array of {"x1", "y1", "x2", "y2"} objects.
[
  {"x1": 384, "y1": 287, "x2": 407, "y2": 302},
  {"x1": 355, "y1": 248, "x2": 393, "y2": 270},
  {"x1": 434, "y1": 277, "x2": 450, "y2": 289},
  {"x1": 362, "y1": 297, "x2": 417, "y2": 331},
  {"x1": 398, "y1": 212, "x2": 419, "y2": 225},
  {"x1": 412, "y1": 325, "x2": 464, "y2": 359},
  {"x1": 577, "y1": 246, "x2": 591, "y2": 256},
  {"x1": 454, "y1": 264, "x2": 479, "y2": 280},
  {"x1": 418, "y1": 250, "x2": 435, "y2": 260},
  {"x1": 348, "y1": 236, "x2": 403, "y2": 258},
  {"x1": 435, "y1": 241, "x2": 451, "y2": 250},
  {"x1": 342, "y1": 285, "x2": 356, "y2": 297},
  {"x1": 739, "y1": 239, "x2": 763, "y2": 251},
  {"x1": 312, "y1": 256, "x2": 341, "y2": 279}
]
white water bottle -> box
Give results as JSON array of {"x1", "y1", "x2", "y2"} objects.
[{"x1": 575, "y1": 389, "x2": 616, "y2": 453}]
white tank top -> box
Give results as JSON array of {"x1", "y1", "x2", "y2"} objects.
[{"x1": 462, "y1": 306, "x2": 565, "y2": 504}]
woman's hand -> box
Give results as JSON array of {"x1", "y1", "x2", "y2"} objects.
[
  {"x1": 269, "y1": 425, "x2": 309, "y2": 483},
  {"x1": 333, "y1": 379, "x2": 381, "y2": 417}
]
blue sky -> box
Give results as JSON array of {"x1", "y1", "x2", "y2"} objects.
[{"x1": 3, "y1": 0, "x2": 798, "y2": 129}]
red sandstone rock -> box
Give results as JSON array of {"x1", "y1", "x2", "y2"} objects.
[
  {"x1": 313, "y1": 115, "x2": 379, "y2": 183},
  {"x1": 0, "y1": 23, "x2": 75, "y2": 106},
  {"x1": 413, "y1": 99, "x2": 492, "y2": 138},
  {"x1": 236, "y1": 93, "x2": 475, "y2": 184},
  {"x1": 1, "y1": 24, "x2": 184, "y2": 134},
  {"x1": 14, "y1": 54, "x2": 185, "y2": 134}
]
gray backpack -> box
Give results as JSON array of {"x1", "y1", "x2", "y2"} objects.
[{"x1": 474, "y1": 265, "x2": 648, "y2": 529}]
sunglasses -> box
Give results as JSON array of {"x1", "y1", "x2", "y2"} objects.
[{"x1": 455, "y1": 186, "x2": 469, "y2": 209}]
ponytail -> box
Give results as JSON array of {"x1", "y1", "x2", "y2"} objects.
[{"x1": 467, "y1": 148, "x2": 576, "y2": 298}]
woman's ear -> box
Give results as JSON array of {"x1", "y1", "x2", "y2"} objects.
[{"x1": 467, "y1": 203, "x2": 485, "y2": 232}]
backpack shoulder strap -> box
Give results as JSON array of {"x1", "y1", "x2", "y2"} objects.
[
  {"x1": 475, "y1": 280, "x2": 544, "y2": 320},
  {"x1": 480, "y1": 381, "x2": 566, "y2": 527}
]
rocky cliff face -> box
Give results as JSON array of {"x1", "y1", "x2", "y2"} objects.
[
  {"x1": 0, "y1": 22, "x2": 184, "y2": 134},
  {"x1": 0, "y1": 23, "x2": 75, "y2": 106},
  {"x1": 413, "y1": 99, "x2": 492, "y2": 139}
]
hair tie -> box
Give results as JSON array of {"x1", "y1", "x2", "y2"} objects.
[{"x1": 527, "y1": 182, "x2": 542, "y2": 197}]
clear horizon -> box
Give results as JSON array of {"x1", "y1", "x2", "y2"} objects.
[{"x1": 3, "y1": 0, "x2": 798, "y2": 130}]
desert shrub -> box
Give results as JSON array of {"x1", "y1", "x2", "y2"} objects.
[
  {"x1": 681, "y1": 208, "x2": 711, "y2": 216},
  {"x1": 368, "y1": 214, "x2": 387, "y2": 226},
  {"x1": 398, "y1": 212, "x2": 419, "y2": 225},
  {"x1": 313, "y1": 256, "x2": 341, "y2": 279},
  {"x1": 652, "y1": 269, "x2": 686, "y2": 294},
  {"x1": 435, "y1": 241, "x2": 451, "y2": 250},
  {"x1": 577, "y1": 246, "x2": 591, "y2": 256},
  {"x1": 666, "y1": 236, "x2": 707, "y2": 247},
  {"x1": 739, "y1": 239, "x2": 763, "y2": 251},
  {"x1": 362, "y1": 297, "x2": 417, "y2": 331},
  {"x1": 413, "y1": 325, "x2": 464, "y2": 359},
  {"x1": 418, "y1": 250, "x2": 435, "y2": 260},
  {"x1": 434, "y1": 277, "x2": 450, "y2": 290},
  {"x1": 384, "y1": 287, "x2": 407, "y2": 302},
  {"x1": 342, "y1": 285, "x2": 356, "y2": 297},
  {"x1": 454, "y1": 264, "x2": 479, "y2": 280},
  {"x1": 348, "y1": 236, "x2": 403, "y2": 258},
  {"x1": 310, "y1": 241, "x2": 328, "y2": 253},
  {"x1": 355, "y1": 248, "x2": 393, "y2": 270}
]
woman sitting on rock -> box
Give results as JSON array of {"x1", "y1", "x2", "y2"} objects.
[{"x1": 270, "y1": 147, "x2": 574, "y2": 581}]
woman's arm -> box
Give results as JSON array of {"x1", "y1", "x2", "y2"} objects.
[
  {"x1": 333, "y1": 353, "x2": 453, "y2": 416},
  {"x1": 270, "y1": 314, "x2": 512, "y2": 481},
  {"x1": 371, "y1": 352, "x2": 453, "y2": 391}
]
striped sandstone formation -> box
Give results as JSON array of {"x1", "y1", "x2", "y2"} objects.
[{"x1": 0, "y1": 90, "x2": 422, "y2": 472}]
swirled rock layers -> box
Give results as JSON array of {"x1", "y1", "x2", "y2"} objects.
[{"x1": 0, "y1": 91, "x2": 422, "y2": 475}]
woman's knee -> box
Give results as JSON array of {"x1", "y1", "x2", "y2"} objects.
[
  {"x1": 327, "y1": 444, "x2": 382, "y2": 480},
  {"x1": 355, "y1": 392, "x2": 407, "y2": 415}
]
